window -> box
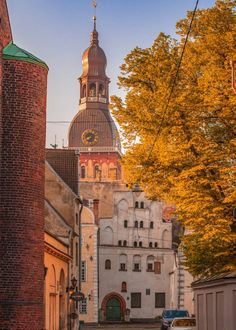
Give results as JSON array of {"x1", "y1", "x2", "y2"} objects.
[
  {"x1": 89, "y1": 83, "x2": 96, "y2": 97},
  {"x1": 154, "y1": 242, "x2": 158, "y2": 248},
  {"x1": 81, "y1": 261, "x2": 86, "y2": 282},
  {"x1": 94, "y1": 165, "x2": 100, "y2": 179},
  {"x1": 123, "y1": 240, "x2": 127, "y2": 247},
  {"x1": 99, "y1": 84, "x2": 105, "y2": 96},
  {"x1": 135, "y1": 201, "x2": 139, "y2": 208},
  {"x1": 133, "y1": 241, "x2": 137, "y2": 247},
  {"x1": 146, "y1": 289, "x2": 150, "y2": 295},
  {"x1": 118, "y1": 240, "x2": 122, "y2": 246},
  {"x1": 139, "y1": 241, "x2": 143, "y2": 247},
  {"x1": 105, "y1": 259, "x2": 111, "y2": 270},
  {"x1": 154, "y1": 261, "x2": 161, "y2": 274},
  {"x1": 149, "y1": 242, "x2": 153, "y2": 248},
  {"x1": 133, "y1": 255, "x2": 141, "y2": 271},
  {"x1": 124, "y1": 220, "x2": 128, "y2": 228},
  {"x1": 131, "y1": 293, "x2": 141, "y2": 308},
  {"x1": 119, "y1": 254, "x2": 127, "y2": 271},
  {"x1": 140, "y1": 202, "x2": 144, "y2": 209},
  {"x1": 121, "y1": 282, "x2": 127, "y2": 292},
  {"x1": 134, "y1": 221, "x2": 138, "y2": 228},
  {"x1": 81, "y1": 165, "x2": 86, "y2": 179},
  {"x1": 150, "y1": 221, "x2": 154, "y2": 229},
  {"x1": 155, "y1": 293, "x2": 165, "y2": 308},
  {"x1": 82, "y1": 84, "x2": 86, "y2": 98},
  {"x1": 147, "y1": 256, "x2": 154, "y2": 272},
  {"x1": 79, "y1": 298, "x2": 87, "y2": 314},
  {"x1": 120, "y1": 263, "x2": 126, "y2": 271},
  {"x1": 140, "y1": 221, "x2": 143, "y2": 228}
]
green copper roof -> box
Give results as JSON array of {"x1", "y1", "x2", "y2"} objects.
[{"x1": 3, "y1": 42, "x2": 48, "y2": 69}]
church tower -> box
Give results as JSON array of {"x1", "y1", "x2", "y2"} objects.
[{"x1": 68, "y1": 11, "x2": 122, "y2": 182}]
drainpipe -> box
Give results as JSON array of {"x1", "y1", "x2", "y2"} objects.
[{"x1": 77, "y1": 197, "x2": 84, "y2": 292}]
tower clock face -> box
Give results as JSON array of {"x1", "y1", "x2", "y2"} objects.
[{"x1": 82, "y1": 129, "x2": 98, "y2": 145}]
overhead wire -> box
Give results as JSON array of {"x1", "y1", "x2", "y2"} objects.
[{"x1": 143, "y1": 0, "x2": 200, "y2": 165}]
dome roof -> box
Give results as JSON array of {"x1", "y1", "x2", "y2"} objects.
[
  {"x1": 81, "y1": 29, "x2": 107, "y2": 78},
  {"x1": 68, "y1": 108, "x2": 121, "y2": 150}
]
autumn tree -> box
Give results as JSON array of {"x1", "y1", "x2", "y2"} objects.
[{"x1": 111, "y1": 0, "x2": 236, "y2": 277}]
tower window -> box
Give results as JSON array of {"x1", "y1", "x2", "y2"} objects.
[
  {"x1": 140, "y1": 221, "x2": 144, "y2": 228},
  {"x1": 82, "y1": 84, "x2": 86, "y2": 98},
  {"x1": 139, "y1": 241, "x2": 143, "y2": 248},
  {"x1": 149, "y1": 242, "x2": 153, "y2": 248},
  {"x1": 89, "y1": 83, "x2": 96, "y2": 97},
  {"x1": 135, "y1": 201, "x2": 139, "y2": 208},
  {"x1": 134, "y1": 221, "x2": 138, "y2": 228},
  {"x1": 154, "y1": 242, "x2": 158, "y2": 248},
  {"x1": 123, "y1": 240, "x2": 127, "y2": 247},
  {"x1": 118, "y1": 240, "x2": 122, "y2": 246},
  {"x1": 150, "y1": 221, "x2": 154, "y2": 229},
  {"x1": 140, "y1": 202, "x2": 144, "y2": 209},
  {"x1": 134, "y1": 241, "x2": 137, "y2": 248},
  {"x1": 124, "y1": 220, "x2": 128, "y2": 228},
  {"x1": 99, "y1": 84, "x2": 105, "y2": 97}
]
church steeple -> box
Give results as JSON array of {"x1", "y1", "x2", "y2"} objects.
[
  {"x1": 68, "y1": 1, "x2": 122, "y2": 181},
  {"x1": 79, "y1": 1, "x2": 110, "y2": 108}
]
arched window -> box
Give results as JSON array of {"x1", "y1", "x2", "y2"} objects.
[
  {"x1": 94, "y1": 165, "x2": 100, "y2": 179},
  {"x1": 133, "y1": 255, "x2": 141, "y2": 271},
  {"x1": 124, "y1": 220, "x2": 128, "y2": 228},
  {"x1": 89, "y1": 83, "x2": 96, "y2": 97},
  {"x1": 140, "y1": 202, "x2": 144, "y2": 209},
  {"x1": 134, "y1": 221, "x2": 138, "y2": 228},
  {"x1": 150, "y1": 221, "x2": 154, "y2": 229},
  {"x1": 154, "y1": 242, "x2": 158, "y2": 248},
  {"x1": 149, "y1": 242, "x2": 153, "y2": 248},
  {"x1": 118, "y1": 240, "x2": 122, "y2": 246},
  {"x1": 123, "y1": 240, "x2": 127, "y2": 247},
  {"x1": 102, "y1": 226, "x2": 113, "y2": 245},
  {"x1": 121, "y1": 281, "x2": 127, "y2": 292},
  {"x1": 135, "y1": 201, "x2": 139, "y2": 208},
  {"x1": 139, "y1": 241, "x2": 143, "y2": 247},
  {"x1": 134, "y1": 241, "x2": 138, "y2": 247},
  {"x1": 105, "y1": 259, "x2": 111, "y2": 270},
  {"x1": 82, "y1": 84, "x2": 86, "y2": 97},
  {"x1": 162, "y1": 229, "x2": 169, "y2": 248},
  {"x1": 147, "y1": 255, "x2": 154, "y2": 272},
  {"x1": 99, "y1": 84, "x2": 105, "y2": 96},
  {"x1": 140, "y1": 221, "x2": 144, "y2": 228},
  {"x1": 81, "y1": 165, "x2": 86, "y2": 179}
]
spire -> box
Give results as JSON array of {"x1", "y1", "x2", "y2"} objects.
[{"x1": 90, "y1": 0, "x2": 98, "y2": 45}]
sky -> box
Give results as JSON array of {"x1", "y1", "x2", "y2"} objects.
[{"x1": 7, "y1": 0, "x2": 215, "y2": 148}]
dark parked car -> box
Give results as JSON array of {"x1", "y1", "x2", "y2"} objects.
[{"x1": 160, "y1": 309, "x2": 189, "y2": 330}]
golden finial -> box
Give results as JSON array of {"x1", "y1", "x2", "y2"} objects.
[{"x1": 92, "y1": 0, "x2": 97, "y2": 30}]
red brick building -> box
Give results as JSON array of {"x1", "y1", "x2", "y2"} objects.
[{"x1": 0, "y1": 1, "x2": 48, "y2": 329}]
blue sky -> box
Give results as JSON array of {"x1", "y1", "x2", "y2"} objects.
[{"x1": 7, "y1": 0, "x2": 215, "y2": 147}]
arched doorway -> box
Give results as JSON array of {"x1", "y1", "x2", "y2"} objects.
[
  {"x1": 106, "y1": 298, "x2": 121, "y2": 321},
  {"x1": 101, "y1": 292, "x2": 126, "y2": 321}
]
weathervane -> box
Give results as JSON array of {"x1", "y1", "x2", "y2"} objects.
[{"x1": 92, "y1": 0, "x2": 97, "y2": 29}]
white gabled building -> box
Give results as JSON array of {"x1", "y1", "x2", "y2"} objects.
[{"x1": 98, "y1": 188, "x2": 176, "y2": 321}]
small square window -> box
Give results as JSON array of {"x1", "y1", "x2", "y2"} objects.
[{"x1": 131, "y1": 292, "x2": 141, "y2": 308}]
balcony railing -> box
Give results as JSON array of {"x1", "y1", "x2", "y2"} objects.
[{"x1": 80, "y1": 96, "x2": 107, "y2": 104}]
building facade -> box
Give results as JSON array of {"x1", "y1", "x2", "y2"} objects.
[{"x1": 99, "y1": 189, "x2": 175, "y2": 321}]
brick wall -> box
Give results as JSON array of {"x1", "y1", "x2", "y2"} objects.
[{"x1": 0, "y1": 59, "x2": 48, "y2": 330}]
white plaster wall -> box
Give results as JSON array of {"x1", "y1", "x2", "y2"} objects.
[{"x1": 99, "y1": 190, "x2": 175, "y2": 319}]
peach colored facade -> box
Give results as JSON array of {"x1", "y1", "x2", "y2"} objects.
[{"x1": 44, "y1": 233, "x2": 70, "y2": 330}]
